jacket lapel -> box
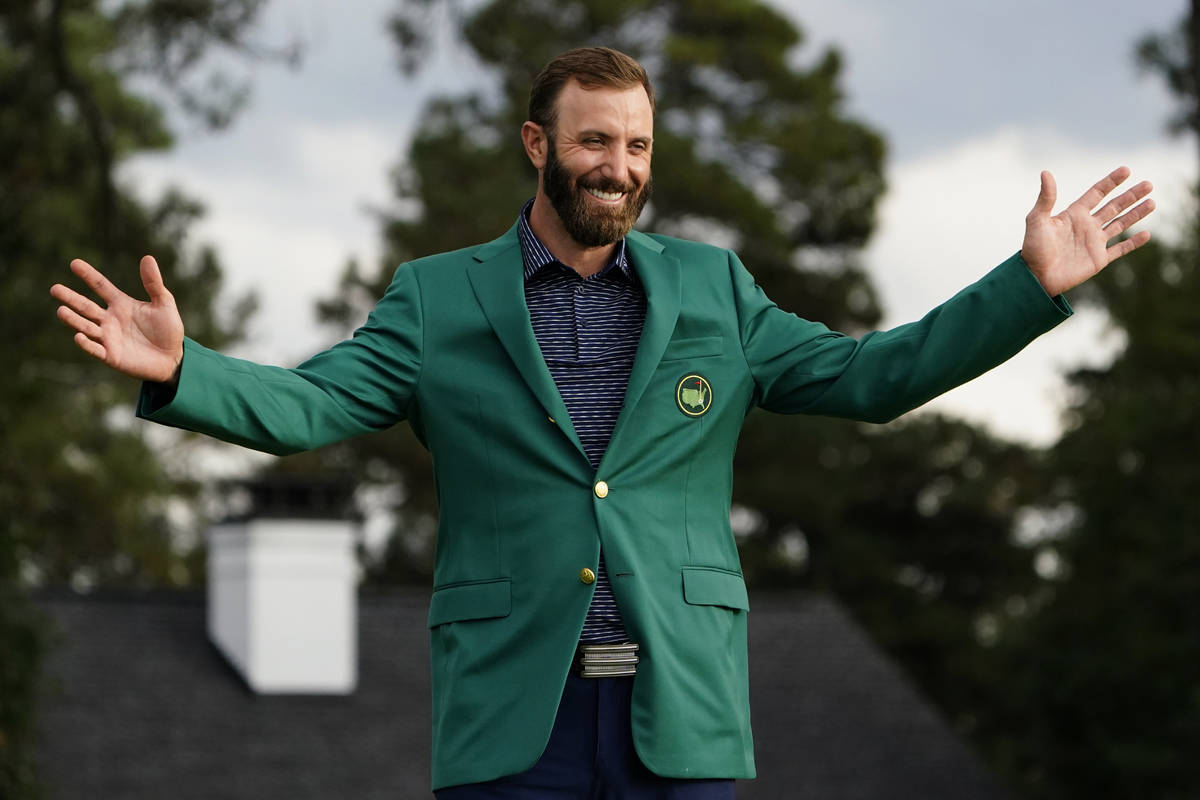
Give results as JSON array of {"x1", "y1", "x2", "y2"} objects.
[
  {"x1": 607, "y1": 231, "x2": 681, "y2": 452},
  {"x1": 467, "y1": 225, "x2": 587, "y2": 460}
]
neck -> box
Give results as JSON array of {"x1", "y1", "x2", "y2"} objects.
[{"x1": 527, "y1": 194, "x2": 617, "y2": 278}]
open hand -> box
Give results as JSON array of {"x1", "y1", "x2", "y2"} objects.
[
  {"x1": 1021, "y1": 166, "x2": 1155, "y2": 297},
  {"x1": 50, "y1": 255, "x2": 185, "y2": 383}
]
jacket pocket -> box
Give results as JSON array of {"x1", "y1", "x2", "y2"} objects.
[
  {"x1": 427, "y1": 578, "x2": 512, "y2": 628},
  {"x1": 660, "y1": 335, "x2": 724, "y2": 362},
  {"x1": 681, "y1": 567, "x2": 749, "y2": 611}
]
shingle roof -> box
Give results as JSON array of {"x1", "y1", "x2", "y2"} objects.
[
  {"x1": 35, "y1": 588, "x2": 1007, "y2": 799},
  {"x1": 747, "y1": 592, "x2": 1010, "y2": 799}
]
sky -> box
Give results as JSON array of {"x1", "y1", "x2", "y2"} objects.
[{"x1": 125, "y1": 0, "x2": 1192, "y2": 448}]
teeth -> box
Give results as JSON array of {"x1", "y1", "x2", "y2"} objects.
[{"x1": 585, "y1": 187, "x2": 625, "y2": 201}]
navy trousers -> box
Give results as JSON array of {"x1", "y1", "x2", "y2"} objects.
[{"x1": 435, "y1": 673, "x2": 736, "y2": 799}]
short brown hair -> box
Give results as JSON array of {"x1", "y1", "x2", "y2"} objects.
[{"x1": 528, "y1": 47, "x2": 655, "y2": 136}]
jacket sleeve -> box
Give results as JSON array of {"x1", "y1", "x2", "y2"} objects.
[
  {"x1": 732, "y1": 250, "x2": 1071, "y2": 422},
  {"x1": 136, "y1": 263, "x2": 424, "y2": 455}
]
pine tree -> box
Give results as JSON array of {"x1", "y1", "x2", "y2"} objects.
[{"x1": 0, "y1": 2, "x2": 284, "y2": 794}]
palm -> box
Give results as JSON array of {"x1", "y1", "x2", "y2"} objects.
[
  {"x1": 1021, "y1": 167, "x2": 1154, "y2": 297},
  {"x1": 99, "y1": 289, "x2": 181, "y2": 376},
  {"x1": 51, "y1": 256, "x2": 185, "y2": 383}
]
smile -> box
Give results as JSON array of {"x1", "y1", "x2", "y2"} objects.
[{"x1": 584, "y1": 186, "x2": 626, "y2": 202}]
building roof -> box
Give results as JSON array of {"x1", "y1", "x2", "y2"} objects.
[{"x1": 35, "y1": 588, "x2": 1008, "y2": 799}]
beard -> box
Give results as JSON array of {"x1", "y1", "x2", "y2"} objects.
[{"x1": 542, "y1": 138, "x2": 652, "y2": 248}]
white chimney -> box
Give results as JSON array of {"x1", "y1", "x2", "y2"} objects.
[{"x1": 207, "y1": 477, "x2": 358, "y2": 694}]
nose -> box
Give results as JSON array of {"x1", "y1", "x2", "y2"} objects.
[{"x1": 600, "y1": 144, "x2": 630, "y2": 186}]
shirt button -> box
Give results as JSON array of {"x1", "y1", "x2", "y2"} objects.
[
  {"x1": 594, "y1": 481, "x2": 609, "y2": 499},
  {"x1": 579, "y1": 568, "x2": 596, "y2": 585}
]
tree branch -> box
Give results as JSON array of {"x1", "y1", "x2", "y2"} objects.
[{"x1": 48, "y1": 0, "x2": 117, "y2": 265}]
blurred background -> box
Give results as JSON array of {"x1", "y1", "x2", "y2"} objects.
[{"x1": 3, "y1": 0, "x2": 1198, "y2": 797}]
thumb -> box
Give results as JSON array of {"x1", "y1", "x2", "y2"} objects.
[
  {"x1": 1028, "y1": 170, "x2": 1057, "y2": 219},
  {"x1": 139, "y1": 255, "x2": 172, "y2": 303}
]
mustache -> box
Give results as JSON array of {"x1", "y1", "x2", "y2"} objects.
[{"x1": 578, "y1": 176, "x2": 637, "y2": 195}]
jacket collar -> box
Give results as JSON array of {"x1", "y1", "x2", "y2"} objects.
[
  {"x1": 466, "y1": 225, "x2": 682, "y2": 466},
  {"x1": 605, "y1": 230, "x2": 681, "y2": 460}
]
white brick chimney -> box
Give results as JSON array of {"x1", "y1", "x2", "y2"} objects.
[{"x1": 207, "y1": 476, "x2": 358, "y2": 694}]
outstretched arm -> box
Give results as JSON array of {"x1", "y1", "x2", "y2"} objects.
[
  {"x1": 51, "y1": 252, "x2": 421, "y2": 456},
  {"x1": 1021, "y1": 166, "x2": 1155, "y2": 297},
  {"x1": 50, "y1": 255, "x2": 185, "y2": 384}
]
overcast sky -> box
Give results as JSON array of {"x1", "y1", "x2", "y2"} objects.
[{"x1": 125, "y1": 0, "x2": 1192, "y2": 447}]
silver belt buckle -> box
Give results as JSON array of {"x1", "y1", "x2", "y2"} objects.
[{"x1": 578, "y1": 643, "x2": 640, "y2": 678}]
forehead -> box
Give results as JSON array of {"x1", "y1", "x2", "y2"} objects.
[{"x1": 553, "y1": 79, "x2": 653, "y2": 135}]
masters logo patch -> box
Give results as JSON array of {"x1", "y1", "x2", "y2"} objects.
[{"x1": 676, "y1": 374, "x2": 713, "y2": 417}]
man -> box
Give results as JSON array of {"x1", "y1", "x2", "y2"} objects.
[{"x1": 52, "y1": 47, "x2": 1153, "y2": 798}]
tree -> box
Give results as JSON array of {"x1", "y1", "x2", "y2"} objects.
[
  {"x1": 978, "y1": 6, "x2": 1200, "y2": 797},
  {"x1": 314, "y1": 0, "x2": 1045, "y2": 765},
  {"x1": 0, "y1": 1, "x2": 284, "y2": 795}
]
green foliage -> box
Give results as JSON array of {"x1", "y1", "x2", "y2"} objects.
[
  {"x1": 736, "y1": 412, "x2": 1046, "y2": 729},
  {"x1": 1136, "y1": 3, "x2": 1200, "y2": 145},
  {"x1": 0, "y1": 588, "x2": 45, "y2": 800},
  {"x1": 985, "y1": 235, "x2": 1200, "y2": 798},
  {"x1": 0, "y1": 1, "x2": 276, "y2": 795},
  {"x1": 969, "y1": 8, "x2": 1200, "y2": 796},
  {"x1": 2, "y1": 0, "x2": 265, "y2": 586}
]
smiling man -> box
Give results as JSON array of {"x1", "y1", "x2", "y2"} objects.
[
  {"x1": 51, "y1": 47, "x2": 1154, "y2": 799},
  {"x1": 523, "y1": 52, "x2": 655, "y2": 272}
]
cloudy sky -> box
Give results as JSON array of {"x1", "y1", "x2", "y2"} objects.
[{"x1": 125, "y1": 0, "x2": 1191, "y2": 446}]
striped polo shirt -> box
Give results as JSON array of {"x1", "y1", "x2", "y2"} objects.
[{"x1": 517, "y1": 201, "x2": 646, "y2": 645}]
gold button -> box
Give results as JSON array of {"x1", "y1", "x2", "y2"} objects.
[
  {"x1": 579, "y1": 568, "x2": 596, "y2": 585},
  {"x1": 547, "y1": 416, "x2": 555, "y2": 423},
  {"x1": 594, "y1": 481, "x2": 609, "y2": 499}
]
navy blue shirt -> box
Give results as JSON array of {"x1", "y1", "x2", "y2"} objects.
[{"x1": 517, "y1": 202, "x2": 646, "y2": 644}]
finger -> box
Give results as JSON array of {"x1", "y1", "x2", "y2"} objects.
[
  {"x1": 50, "y1": 282, "x2": 107, "y2": 323},
  {"x1": 1102, "y1": 197, "x2": 1156, "y2": 238},
  {"x1": 139, "y1": 255, "x2": 171, "y2": 303},
  {"x1": 1075, "y1": 166, "x2": 1132, "y2": 212},
  {"x1": 72, "y1": 331, "x2": 108, "y2": 362},
  {"x1": 1093, "y1": 180, "x2": 1154, "y2": 225},
  {"x1": 56, "y1": 304, "x2": 104, "y2": 340},
  {"x1": 69, "y1": 258, "x2": 126, "y2": 305},
  {"x1": 1104, "y1": 230, "x2": 1151, "y2": 263},
  {"x1": 1028, "y1": 170, "x2": 1057, "y2": 218}
]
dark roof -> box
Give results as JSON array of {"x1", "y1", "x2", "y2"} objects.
[
  {"x1": 35, "y1": 588, "x2": 1008, "y2": 799},
  {"x1": 747, "y1": 592, "x2": 1010, "y2": 799}
]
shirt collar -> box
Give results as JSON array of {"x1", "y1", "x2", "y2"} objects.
[{"x1": 517, "y1": 199, "x2": 632, "y2": 282}]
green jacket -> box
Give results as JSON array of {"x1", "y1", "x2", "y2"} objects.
[{"x1": 139, "y1": 225, "x2": 1069, "y2": 789}]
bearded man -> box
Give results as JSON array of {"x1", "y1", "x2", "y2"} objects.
[{"x1": 51, "y1": 47, "x2": 1154, "y2": 798}]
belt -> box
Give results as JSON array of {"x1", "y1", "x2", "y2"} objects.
[{"x1": 576, "y1": 642, "x2": 640, "y2": 678}]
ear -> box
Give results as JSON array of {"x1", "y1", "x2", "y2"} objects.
[{"x1": 521, "y1": 121, "x2": 548, "y2": 170}]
